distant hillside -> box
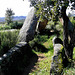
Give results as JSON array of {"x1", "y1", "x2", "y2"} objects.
[
  {"x1": 13, "y1": 16, "x2": 26, "y2": 21},
  {"x1": 0, "y1": 16, "x2": 26, "y2": 22},
  {"x1": 0, "y1": 17, "x2": 5, "y2": 22}
]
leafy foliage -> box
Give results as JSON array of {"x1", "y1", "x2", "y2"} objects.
[
  {"x1": 0, "y1": 21, "x2": 23, "y2": 30},
  {"x1": 29, "y1": 0, "x2": 74, "y2": 23},
  {"x1": 10, "y1": 21, "x2": 23, "y2": 29},
  {"x1": 0, "y1": 30, "x2": 19, "y2": 56},
  {"x1": 0, "y1": 25, "x2": 11, "y2": 30}
]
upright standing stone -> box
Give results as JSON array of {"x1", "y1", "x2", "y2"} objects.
[
  {"x1": 50, "y1": 37, "x2": 64, "y2": 75},
  {"x1": 18, "y1": 7, "x2": 39, "y2": 42}
]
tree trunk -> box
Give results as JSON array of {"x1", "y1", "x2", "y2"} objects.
[
  {"x1": 63, "y1": 16, "x2": 69, "y2": 58},
  {"x1": 62, "y1": 6, "x2": 74, "y2": 62}
]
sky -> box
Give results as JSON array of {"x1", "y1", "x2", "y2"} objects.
[{"x1": 0, "y1": 0, "x2": 32, "y2": 17}]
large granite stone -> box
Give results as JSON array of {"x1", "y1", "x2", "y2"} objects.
[
  {"x1": 50, "y1": 37, "x2": 64, "y2": 75},
  {"x1": 0, "y1": 42, "x2": 33, "y2": 75},
  {"x1": 18, "y1": 7, "x2": 39, "y2": 42}
]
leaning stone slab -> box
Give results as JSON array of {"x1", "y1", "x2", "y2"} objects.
[{"x1": 18, "y1": 7, "x2": 39, "y2": 42}]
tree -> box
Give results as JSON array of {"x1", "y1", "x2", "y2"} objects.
[
  {"x1": 29, "y1": 0, "x2": 75, "y2": 62},
  {"x1": 5, "y1": 8, "x2": 15, "y2": 25}
]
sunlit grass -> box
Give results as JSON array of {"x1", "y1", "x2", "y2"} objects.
[
  {"x1": 63, "y1": 47, "x2": 75, "y2": 75},
  {"x1": 29, "y1": 34, "x2": 75, "y2": 75},
  {"x1": 29, "y1": 35, "x2": 54, "y2": 75},
  {"x1": 29, "y1": 51, "x2": 53, "y2": 75}
]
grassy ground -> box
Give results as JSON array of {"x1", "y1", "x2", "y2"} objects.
[
  {"x1": 29, "y1": 35, "x2": 54, "y2": 75},
  {"x1": 63, "y1": 48, "x2": 75, "y2": 75},
  {"x1": 29, "y1": 34, "x2": 75, "y2": 75}
]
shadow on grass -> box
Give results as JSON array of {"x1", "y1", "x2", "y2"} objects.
[
  {"x1": 23, "y1": 53, "x2": 38, "y2": 75},
  {"x1": 32, "y1": 42, "x2": 48, "y2": 53},
  {"x1": 37, "y1": 29, "x2": 60, "y2": 38},
  {"x1": 22, "y1": 42, "x2": 49, "y2": 75}
]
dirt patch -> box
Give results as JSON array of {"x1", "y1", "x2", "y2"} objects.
[
  {"x1": 38, "y1": 54, "x2": 47, "y2": 61},
  {"x1": 30, "y1": 53, "x2": 47, "y2": 73},
  {"x1": 23, "y1": 54, "x2": 38, "y2": 75}
]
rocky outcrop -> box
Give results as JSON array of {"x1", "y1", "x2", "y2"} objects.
[
  {"x1": 50, "y1": 37, "x2": 64, "y2": 75},
  {"x1": 18, "y1": 7, "x2": 39, "y2": 42}
]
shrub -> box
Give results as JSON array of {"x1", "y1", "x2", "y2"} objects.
[
  {"x1": 0, "y1": 21, "x2": 23, "y2": 30},
  {"x1": 0, "y1": 25, "x2": 11, "y2": 30},
  {"x1": 10, "y1": 21, "x2": 23, "y2": 29},
  {"x1": 0, "y1": 30, "x2": 19, "y2": 56}
]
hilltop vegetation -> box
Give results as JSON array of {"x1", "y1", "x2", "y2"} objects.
[
  {"x1": 0, "y1": 16, "x2": 26, "y2": 23},
  {"x1": 0, "y1": 16, "x2": 26, "y2": 30}
]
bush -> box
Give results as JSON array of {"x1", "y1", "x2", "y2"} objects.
[
  {"x1": 10, "y1": 21, "x2": 23, "y2": 29},
  {"x1": 0, "y1": 30, "x2": 19, "y2": 56},
  {"x1": 0, "y1": 21, "x2": 23, "y2": 30},
  {"x1": 0, "y1": 25, "x2": 11, "y2": 30}
]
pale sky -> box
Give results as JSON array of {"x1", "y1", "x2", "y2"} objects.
[{"x1": 0, "y1": 0, "x2": 32, "y2": 17}]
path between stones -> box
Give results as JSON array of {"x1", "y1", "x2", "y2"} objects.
[
  {"x1": 31, "y1": 54, "x2": 47, "y2": 71},
  {"x1": 23, "y1": 53, "x2": 47, "y2": 75}
]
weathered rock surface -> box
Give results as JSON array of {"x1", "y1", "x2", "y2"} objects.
[
  {"x1": 50, "y1": 37, "x2": 64, "y2": 75},
  {"x1": 0, "y1": 42, "x2": 34, "y2": 75},
  {"x1": 18, "y1": 7, "x2": 39, "y2": 42},
  {"x1": 52, "y1": 36, "x2": 63, "y2": 47}
]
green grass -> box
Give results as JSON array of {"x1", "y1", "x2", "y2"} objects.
[
  {"x1": 29, "y1": 34, "x2": 75, "y2": 75},
  {"x1": 29, "y1": 35, "x2": 54, "y2": 75},
  {"x1": 63, "y1": 48, "x2": 75, "y2": 75},
  {"x1": 73, "y1": 48, "x2": 75, "y2": 60}
]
